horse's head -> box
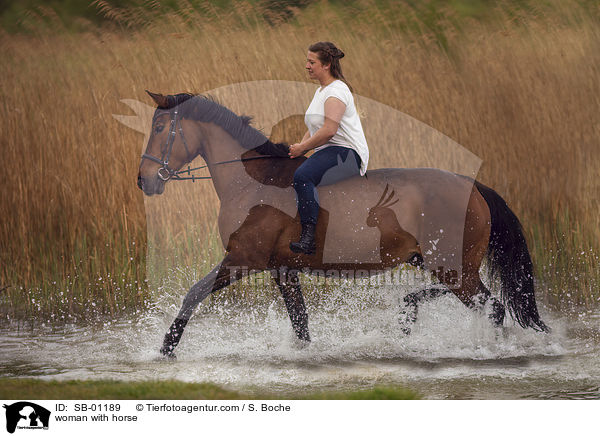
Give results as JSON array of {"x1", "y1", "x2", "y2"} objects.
[
  {"x1": 366, "y1": 184, "x2": 399, "y2": 227},
  {"x1": 138, "y1": 90, "x2": 199, "y2": 196}
]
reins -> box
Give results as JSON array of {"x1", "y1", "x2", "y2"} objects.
[
  {"x1": 142, "y1": 107, "x2": 286, "y2": 182},
  {"x1": 170, "y1": 155, "x2": 283, "y2": 182}
]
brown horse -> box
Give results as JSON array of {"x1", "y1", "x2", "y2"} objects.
[{"x1": 137, "y1": 91, "x2": 548, "y2": 358}]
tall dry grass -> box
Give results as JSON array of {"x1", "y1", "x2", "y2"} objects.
[{"x1": 1, "y1": 0, "x2": 598, "y2": 319}]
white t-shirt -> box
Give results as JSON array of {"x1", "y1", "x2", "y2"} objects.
[{"x1": 304, "y1": 80, "x2": 369, "y2": 176}]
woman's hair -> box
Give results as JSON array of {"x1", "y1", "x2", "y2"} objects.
[{"x1": 308, "y1": 41, "x2": 353, "y2": 92}]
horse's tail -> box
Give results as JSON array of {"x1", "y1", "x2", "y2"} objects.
[{"x1": 474, "y1": 181, "x2": 549, "y2": 332}]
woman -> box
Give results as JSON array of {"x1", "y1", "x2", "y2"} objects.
[{"x1": 289, "y1": 41, "x2": 369, "y2": 255}]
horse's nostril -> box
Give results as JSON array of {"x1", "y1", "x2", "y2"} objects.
[{"x1": 137, "y1": 174, "x2": 144, "y2": 190}]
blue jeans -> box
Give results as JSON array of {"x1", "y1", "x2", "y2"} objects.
[{"x1": 293, "y1": 146, "x2": 362, "y2": 225}]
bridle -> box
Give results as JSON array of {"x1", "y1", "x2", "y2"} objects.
[
  {"x1": 141, "y1": 108, "x2": 282, "y2": 182},
  {"x1": 141, "y1": 108, "x2": 205, "y2": 181}
]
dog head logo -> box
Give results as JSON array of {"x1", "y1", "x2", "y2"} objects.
[{"x1": 3, "y1": 402, "x2": 50, "y2": 433}]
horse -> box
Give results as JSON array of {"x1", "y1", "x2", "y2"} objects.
[{"x1": 136, "y1": 91, "x2": 548, "y2": 358}]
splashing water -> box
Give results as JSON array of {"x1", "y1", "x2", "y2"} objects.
[{"x1": 1, "y1": 278, "x2": 599, "y2": 399}]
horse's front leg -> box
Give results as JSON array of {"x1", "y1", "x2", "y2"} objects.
[
  {"x1": 271, "y1": 268, "x2": 310, "y2": 343},
  {"x1": 160, "y1": 255, "x2": 243, "y2": 358}
]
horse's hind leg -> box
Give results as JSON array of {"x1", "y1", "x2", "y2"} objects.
[
  {"x1": 456, "y1": 270, "x2": 505, "y2": 328},
  {"x1": 453, "y1": 233, "x2": 505, "y2": 327},
  {"x1": 473, "y1": 280, "x2": 505, "y2": 327},
  {"x1": 271, "y1": 268, "x2": 310, "y2": 342},
  {"x1": 160, "y1": 256, "x2": 243, "y2": 358},
  {"x1": 449, "y1": 253, "x2": 507, "y2": 329},
  {"x1": 446, "y1": 184, "x2": 505, "y2": 328}
]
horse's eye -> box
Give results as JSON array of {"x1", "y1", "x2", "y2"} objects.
[{"x1": 155, "y1": 125, "x2": 164, "y2": 134}]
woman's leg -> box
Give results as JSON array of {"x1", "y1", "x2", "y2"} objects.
[
  {"x1": 293, "y1": 146, "x2": 361, "y2": 225},
  {"x1": 291, "y1": 146, "x2": 361, "y2": 254}
]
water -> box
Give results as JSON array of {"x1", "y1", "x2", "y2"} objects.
[{"x1": 2, "y1": 283, "x2": 599, "y2": 399}]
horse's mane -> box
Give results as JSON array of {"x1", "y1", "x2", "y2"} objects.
[{"x1": 156, "y1": 93, "x2": 289, "y2": 157}]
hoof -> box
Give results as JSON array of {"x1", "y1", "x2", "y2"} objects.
[
  {"x1": 291, "y1": 337, "x2": 311, "y2": 350},
  {"x1": 398, "y1": 312, "x2": 414, "y2": 336},
  {"x1": 159, "y1": 317, "x2": 188, "y2": 360},
  {"x1": 399, "y1": 296, "x2": 418, "y2": 336},
  {"x1": 488, "y1": 298, "x2": 505, "y2": 328},
  {"x1": 159, "y1": 345, "x2": 177, "y2": 359},
  {"x1": 399, "y1": 325, "x2": 412, "y2": 336}
]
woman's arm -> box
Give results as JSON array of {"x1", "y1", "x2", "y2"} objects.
[
  {"x1": 301, "y1": 130, "x2": 310, "y2": 143},
  {"x1": 289, "y1": 97, "x2": 346, "y2": 158}
]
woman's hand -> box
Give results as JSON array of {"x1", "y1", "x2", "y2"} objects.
[
  {"x1": 288, "y1": 142, "x2": 307, "y2": 158},
  {"x1": 288, "y1": 98, "x2": 344, "y2": 159}
]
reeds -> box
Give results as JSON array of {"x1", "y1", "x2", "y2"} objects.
[{"x1": 1, "y1": 0, "x2": 598, "y2": 320}]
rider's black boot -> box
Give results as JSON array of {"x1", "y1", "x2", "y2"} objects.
[{"x1": 289, "y1": 223, "x2": 316, "y2": 255}]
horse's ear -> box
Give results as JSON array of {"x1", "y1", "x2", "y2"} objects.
[{"x1": 146, "y1": 90, "x2": 168, "y2": 108}]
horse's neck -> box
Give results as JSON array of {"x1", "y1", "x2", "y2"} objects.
[{"x1": 201, "y1": 123, "x2": 254, "y2": 201}]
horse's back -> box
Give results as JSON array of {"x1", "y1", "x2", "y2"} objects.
[{"x1": 314, "y1": 167, "x2": 480, "y2": 271}]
